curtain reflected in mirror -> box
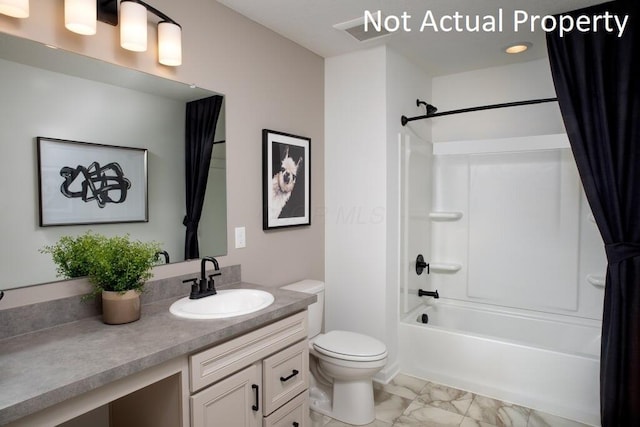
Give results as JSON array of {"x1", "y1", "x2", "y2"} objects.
[{"x1": 183, "y1": 95, "x2": 225, "y2": 259}]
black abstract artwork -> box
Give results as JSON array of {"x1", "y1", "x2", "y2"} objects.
[
  {"x1": 59, "y1": 162, "x2": 131, "y2": 208},
  {"x1": 38, "y1": 137, "x2": 148, "y2": 226}
]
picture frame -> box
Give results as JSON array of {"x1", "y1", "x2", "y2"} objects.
[
  {"x1": 262, "y1": 129, "x2": 311, "y2": 230},
  {"x1": 37, "y1": 137, "x2": 148, "y2": 226}
]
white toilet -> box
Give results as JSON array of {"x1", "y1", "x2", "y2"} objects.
[{"x1": 281, "y1": 280, "x2": 387, "y2": 425}]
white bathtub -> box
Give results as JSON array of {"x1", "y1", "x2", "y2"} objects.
[{"x1": 399, "y1": 300, "x2": 601, "y2": 425}]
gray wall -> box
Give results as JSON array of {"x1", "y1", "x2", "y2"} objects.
[{"x1": 0, "y1": 0, "x2": 324, "y2": 302}]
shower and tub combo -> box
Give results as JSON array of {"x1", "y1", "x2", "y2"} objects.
[
  {"x1": 398, "y1": 122, "x2": 605, "y2": 425},
  {"x1": 400, "y1": 298, "x2": 600, "y2": 425}
]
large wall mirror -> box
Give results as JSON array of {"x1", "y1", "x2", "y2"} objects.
[{"x1": 0, "y1": 32, "x2": 227, "y2": 290}]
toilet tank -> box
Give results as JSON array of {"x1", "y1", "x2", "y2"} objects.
[{"x1": 281, "y1": 280, "x2": 324, "y2": 339}]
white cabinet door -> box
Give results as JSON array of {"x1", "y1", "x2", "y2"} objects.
[{"x1": 191, "y1": 363, "x2": 262, "y2": 427}]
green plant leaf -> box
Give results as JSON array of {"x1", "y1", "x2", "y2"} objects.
[{"x1": 41, "y1": 231, "x2": 162, "y2": 297}]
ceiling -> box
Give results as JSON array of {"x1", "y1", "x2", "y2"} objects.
[{"x1": 218, "y1": 0, "x2": 606, "y2": 76}]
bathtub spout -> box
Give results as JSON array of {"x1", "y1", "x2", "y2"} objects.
[{"x1": 418, "y1": 289, "x2": 439, "y2": 299}]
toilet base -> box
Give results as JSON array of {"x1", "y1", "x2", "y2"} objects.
[{"x1": 308, "y1": 379, "x2": 376, "y2": 426}]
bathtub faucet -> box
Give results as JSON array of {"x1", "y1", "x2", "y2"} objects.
[{"x1": 418, "y1": 289, "x2": 439, "y2": 299}]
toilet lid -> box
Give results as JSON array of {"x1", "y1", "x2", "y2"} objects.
[{"x1": 313, "y1": 330, "x2": 387, "y2": 362}]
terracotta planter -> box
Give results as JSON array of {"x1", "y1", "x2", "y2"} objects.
[{"x1": 101, "y1": 290, "x2": 141, "y2": 325}]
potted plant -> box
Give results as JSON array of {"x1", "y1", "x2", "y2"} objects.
[{"x1": 42, "y1": 231, "x2": 161, "y2": 325}]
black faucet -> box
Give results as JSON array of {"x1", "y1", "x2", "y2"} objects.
[
  {"x1": 182, "y1": 256, "x2": 221, "y2": 299},
  {"x1": 418, "y1": 289, "x2": 439, "y2": 299},
  {"x1": 155, "y1": 250, "x2": 170, "y2": 264}
]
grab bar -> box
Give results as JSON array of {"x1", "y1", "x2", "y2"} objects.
[
  {"x1": 429, "y1": 211, "x2": 463, "y2": 221},
  {"x1": 430, "y1": 263, "x2": 462, "y2": 273}
]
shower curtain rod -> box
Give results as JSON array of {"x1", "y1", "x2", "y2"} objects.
[{"x1": 400, "y1": 97, "x2": 558, "y2": 126}]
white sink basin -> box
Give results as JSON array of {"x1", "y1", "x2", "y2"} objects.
[{"x1": 170, "y1": 289, "x2": 275, "y2": 320}]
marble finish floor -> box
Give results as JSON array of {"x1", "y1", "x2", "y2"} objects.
[{"x1": 310, "y1": 374, "x2": 591, "y2": 427}]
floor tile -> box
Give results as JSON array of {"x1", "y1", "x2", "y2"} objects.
[
  {"x1": 310, "y1": 409, "x2": 332, "y2": 426},
  {"x1": 466, "y1": 395, "x2": 530, "y2": 427},
  {"x1": 373, "y1": 389, "x2": 413, "y2": 424},
  {"x1": 316, "y1": 375, "x2": 589, "y2": 427},
  {"x1": 374, "y1": 373, "x2": 428, "y2": 400},
  {"x1": 393, "y1": 401, "x2": 464, "y2": 426},
  {"x1": 324, "y1": 419, "x2": 391, "y2": 427},
  {"x1": 416, "y1": 381, "x2": 474, "y2": 415},
  {"x1": 460, "y1": 416, "x2": 498, "y2": 427},
  {"x1": 527, "y1": 410, "x2": 590, "y2": 427}
]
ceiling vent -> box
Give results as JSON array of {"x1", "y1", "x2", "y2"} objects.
[{"x1": 334, "y1": 16, "x2": 390, "y2": 42}]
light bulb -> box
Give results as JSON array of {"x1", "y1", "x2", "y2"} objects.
[
  {"x1": 120, "y1": 1, "x2": 148, "y2": 52},
  {"x1": 65, "y1": 0, "x2": 97, "y2": 35},
  {"x1": 158, "y1": 21, "x2": 182, "y2": 66},
  {"x1": 0, "y1": 0, "x2": 29, "y2": 18}
]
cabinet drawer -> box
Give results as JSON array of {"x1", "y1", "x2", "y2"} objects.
[
  {"x1": 262, "y1": 340, "x2": 309, "y2": 416},
  {"x1": 263, "y1": 391, "x2": 309, "y2": 427},
  {"x1": 191, "y1": 311, "x2": 307, "y2": 392}
]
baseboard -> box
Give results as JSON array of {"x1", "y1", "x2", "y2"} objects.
[{"x1": 374, "y1": 359, "x2": 400, "y2": 384}]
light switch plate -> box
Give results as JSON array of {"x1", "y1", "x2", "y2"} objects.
[{"x1": 235, "y1": 227, "x2": 246, "y2": 249}]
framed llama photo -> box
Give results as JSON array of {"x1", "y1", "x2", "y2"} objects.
[
  {"x1": 37, "y1": 137, "x2": 148, "y2": 226},
  {"x1": 262, "y1": 129, "x2": 311, "y2": 230}
]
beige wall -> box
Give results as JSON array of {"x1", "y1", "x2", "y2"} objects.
[{"x1": 0, "y1": 0, "x2": 324, "y2": 293}]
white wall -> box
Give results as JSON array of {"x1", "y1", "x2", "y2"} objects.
[
  {"x1": 432, "y1": 59, "x2": 564, "y2": 141},
  {"x1": 325, "y1": 46, "x2": 431, "y2": 379},
  {"x1": 325, "y1": 46, "x2": 387, "y2": 345}
]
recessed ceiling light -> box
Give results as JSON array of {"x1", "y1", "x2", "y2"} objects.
[{"x1": 505, "y1": 42, "x2": 532, "y2": 54}]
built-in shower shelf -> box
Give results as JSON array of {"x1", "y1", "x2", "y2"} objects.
[
  {"x1": 430, "y1": 263, "x2": 462, "y2": 273},
  {"x1": 587, "y1": 274, "x2": 605, "y2": 288},
  {"x1": 429, "y1": 212, "x2": 463, "y2": 221}
]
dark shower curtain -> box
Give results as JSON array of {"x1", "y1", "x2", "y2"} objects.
[
  {"x1": 546, "y1": 1, "x2": 640, "y2": 425},
  {"x1": 183, "y1": 95, "x2": 224, "y2": 260}
]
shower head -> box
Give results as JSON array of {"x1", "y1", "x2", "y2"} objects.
[
  {"x1": 416, "y1": 99, "x2": 438, "y2": 116},
  {"x1": 401, "y1": 99, "x2": 439, "y2": 126}
]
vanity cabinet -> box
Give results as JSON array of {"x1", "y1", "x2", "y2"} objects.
[{"x1": 189, "y1": 311, "x2": 310, "y2": 427}]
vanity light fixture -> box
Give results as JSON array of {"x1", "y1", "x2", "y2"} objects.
[
  {"x1": 0, "y1": 0, "x2": 29, "y2": 18},
  {"x1": 61, "y1": 0, "x2": 183, "y2": 66},
  {"x1": 505, "y1": 42, "x2": 532, "y2": 54},
  {"x1": 119, "y1": 0, "x2": 182, "y2": 66}
]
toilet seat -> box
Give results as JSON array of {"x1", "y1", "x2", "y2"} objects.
[{"x1": 312, "y1": 330, "x2": 387, "y2": 362}]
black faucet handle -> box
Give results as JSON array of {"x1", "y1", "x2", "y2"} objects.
[
  {"x1": 416, "y1": 254, "x2": 429, "y2": 275},
  {"x1": 182, "y1": 278, "x2": 199, "y2": 299}
]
